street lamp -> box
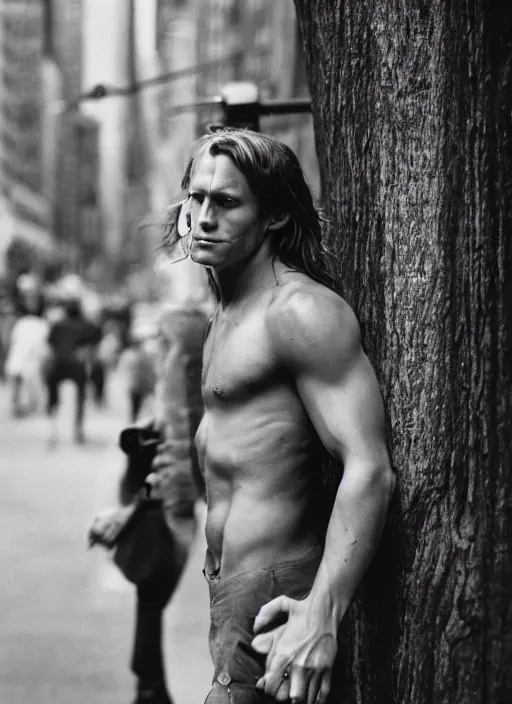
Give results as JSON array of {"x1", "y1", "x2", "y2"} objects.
[
  {"x1": 219, "y1": 81, "x2": 312, "y2": 130},
  {"x1": 53, "y1": 76, "x2": 312, "y2": 131}
]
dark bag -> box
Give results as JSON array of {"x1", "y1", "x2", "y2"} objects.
[
  {"x1": 112, "y1": 422, "x2": 175, "y2": 585},
  {"x1": 118, "y1": 421, "x2": 162, "y2": 504},
  {"x1": 113, "y1": 498, "x2": 176, "y2": 585}
]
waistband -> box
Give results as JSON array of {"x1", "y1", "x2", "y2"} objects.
[{"x1": 203, "y1": 543, "x2": 323, "y2": 586}]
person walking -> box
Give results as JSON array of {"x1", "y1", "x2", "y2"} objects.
[
  {"x1": 5, "y1": 298, "x2": 49, "y2": 417},
  {"x1": 45, "y1": 297, "x2": 100, "y2": 444},
  {"x1": 89, "y1": 257, "x2": 212, "y2": 704}
]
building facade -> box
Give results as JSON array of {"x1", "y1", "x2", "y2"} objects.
[
  {"x1": 2, "y1": 0, "x2": 44, "y2": 193},
  {"x1": 130, "y1": 0, "x2": 209, "y2": 302},
  {"x1": 49, "y1": 0, "x2": 102, "y2": 275},
  {"x1": 0, "y1": 0, "x2": 103, "y2": 280},
  {"x1": 82, "y1": 0, "x2": 153, "y2": 288},
  {"x1": 0, "y1": 0, "x2": 55, "y2": 276}
]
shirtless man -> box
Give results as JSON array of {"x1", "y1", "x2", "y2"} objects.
[{"x1": 169, "y1": 129, "x2": 395, "y2": 704}]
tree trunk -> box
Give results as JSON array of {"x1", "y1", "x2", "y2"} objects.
[{"x1": 293, "y1": 1, "x2": 512, "y2": 702}]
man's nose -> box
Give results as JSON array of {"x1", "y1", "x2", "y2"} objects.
[{"x1": 198, "y1": 198, "x2": 217, "y2": 233}]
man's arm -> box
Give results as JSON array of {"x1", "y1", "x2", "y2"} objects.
[{"x1": 253, "y1": 286, "x2": 395, "y2": 703}]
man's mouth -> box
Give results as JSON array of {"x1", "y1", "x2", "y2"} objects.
[{"x1": 192, "y1": 235, "x2": 224, "y2": 244}]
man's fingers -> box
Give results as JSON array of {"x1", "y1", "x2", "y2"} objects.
[
  {"x1": 145, "y1": 472, "x2": 164, "y2": 498},
  {"x1": 289, "y1": 666, "x2": 309, "y2": 704},
  {"x1": 253, "y1": 595, "x2": 290, "y2": 633},
  {"x1": 316, "y1": 671, "x2": 331, "y2": 704},
  {"x1": 259, "y1": 657, "x2": 293, "y2": 698},
  {"x1": 104, "y1": 525, "x2": 119, "y2": 543},
  {"x1": 275, "y1": 676, "x2": 291, "y2": 702},
  {"x1": 251, "y1": 630, "x2": 274, "y2": 655},
  {"x1": 306, "y1": 672, "x2": 322, "y2": 704},
  {"x1": 151, "y1": 450, "x2": 173, "y2": 470}
]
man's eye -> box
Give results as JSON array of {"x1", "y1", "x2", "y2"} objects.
[
  {"x1": 189, "y1": 192, "x2": 204, "y2": 204},
  {"x1": 217, "y1": 197, "x2": 237, "y2": 208}
]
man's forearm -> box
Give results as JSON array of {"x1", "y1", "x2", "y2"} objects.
[{"x1": 307, "y1": 460, "x2": 395, "y2": 631}]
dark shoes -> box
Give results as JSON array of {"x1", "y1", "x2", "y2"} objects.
[{"x1": 132, "y1": 681, "x2": 173, "y2": 704}]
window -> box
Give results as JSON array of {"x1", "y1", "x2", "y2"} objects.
[{"x1": 43, "y1": 0, "x2": 53, "y2": 56}]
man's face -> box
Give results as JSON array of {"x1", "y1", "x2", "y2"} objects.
[{"x1": 187, "y1": 151, "x2": 268, "y2": 272}]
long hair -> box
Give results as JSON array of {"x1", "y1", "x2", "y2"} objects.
[{"x1": 164, "y1": 128, "x2": 336, "y2": 291}]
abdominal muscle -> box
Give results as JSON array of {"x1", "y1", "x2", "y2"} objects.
[{"x1": 197, "y1": 407, "x2": 320, "y2": 577}]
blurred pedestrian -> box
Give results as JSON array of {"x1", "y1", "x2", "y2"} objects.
[
  {"x1": 90, "y1": 282, "x2": 212, "y2": 704},
  {"x1": 89, "y1": 350, "x2": 107, "y2": 407},
  {"x1": 118, "y1": 331, "x2": 158, "y2": 423},
  {"x1": 5, "y1": 297, "x2": 49, "y2": 417},
  {"x1": 45, "y1": 297, "x2": 101, "y2": 444},
  {"x1": 0, "y1": 283, "x2": 17, "y2": 383}
]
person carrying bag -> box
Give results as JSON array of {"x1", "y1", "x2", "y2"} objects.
[{"x1": 88, "y1": 302, "x2": 210, "y2": 704}]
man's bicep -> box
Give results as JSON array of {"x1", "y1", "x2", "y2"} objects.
[
  {"x1": 270, "y1": 288, "x2": 388, "y2": 464},
  {"x1": 296, "y1": 346, "x2": 387, "y2": 466}
]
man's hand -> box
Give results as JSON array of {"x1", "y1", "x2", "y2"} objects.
[
  {"x1": 251, "y1": 595, "x2": 337, "y2": 704},
  {"x1": 87, "y1": 506, "x2": 136, "y2": 548},
  {"x1": 144, "y1": 441, "x2": 179, "y2": 500}
]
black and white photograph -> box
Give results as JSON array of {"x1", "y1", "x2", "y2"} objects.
[{"x1": 0, "y1": 2, "x2": 510, "y2": 703}]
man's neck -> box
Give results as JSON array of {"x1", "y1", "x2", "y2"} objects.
[{"x1": 213, "y1": 241, "x2": 277, "y2": 309}]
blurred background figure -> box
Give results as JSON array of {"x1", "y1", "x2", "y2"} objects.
[
  {"x1": 89, "y1": 342, "x2": 108, "y2": 407},
  {"x1": 81, "y1": 287, "x2": 109, "y2": 408},
  {"x1": 89, "y1": 251, "x2": 212, "y2": 704},
  {"x1": 93, "y1": 318, "x2": 124, "y2": 405},
  {"x1": 118, "y1": 325, "x2": 158, "y2": 424},
  {"x1": 5, "y1": 274, "x2": 49, "y2": 417},
  {"x1": 45, "y1": 293, "x2": 101, "y2": 445}
]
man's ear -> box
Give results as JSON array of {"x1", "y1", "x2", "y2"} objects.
[{"x1": 267, "y1": 212, "x2": 290, "y2": 232}]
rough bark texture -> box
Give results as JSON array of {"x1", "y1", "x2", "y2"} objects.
[{"x1": 293, "y1": 1, "x2": 512, "y2": 702}]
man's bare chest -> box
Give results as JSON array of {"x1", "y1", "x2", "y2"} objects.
[{"x1": 202, "y1": 312, "x2": 278, "y2": 404}]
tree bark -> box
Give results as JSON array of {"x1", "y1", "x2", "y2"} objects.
[{"x1": 293, "y1": 1, "x2": 512, "y2": 702}]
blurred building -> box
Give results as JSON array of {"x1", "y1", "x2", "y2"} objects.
[
  {"x1": 129, "y1": 0, "x2": 209, "y2": 303},
  {"x1": 82, "y1": 0, "x2": 153, "y2": 289},
  {"x1": 135, "y1": 0, "x2": 199, "y2": 205},
  {"x1": 195, "y1": 0, "x2": 319, "y2": 196},
  {"x1": 0, "y1": 0, "x2": 55, "y2": 277},
  {"x1": 48, "y1": 0, "x2": 103, "y2": 277},
  {"x1": 0, "y1": 0, "x2": 103, "y2": 282}
]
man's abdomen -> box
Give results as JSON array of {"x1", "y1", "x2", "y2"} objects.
[{"x1": 198, "y1": 407, "x2": 320, "y2": 578}]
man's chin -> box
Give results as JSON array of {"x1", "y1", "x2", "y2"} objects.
[{"x1": 191, "y1": 245, "x2": 218, "y2": 267}]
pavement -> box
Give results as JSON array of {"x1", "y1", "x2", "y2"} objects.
[{"x1": 0, "y1": 375, "x2": 212, "y2": 704}]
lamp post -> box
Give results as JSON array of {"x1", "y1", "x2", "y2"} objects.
[
  {"x1": 56, "y1": 79, "x2": 312, "y2": 132},
  {"x1": 219, "y1": 81, "x2": 311, "y2": 130}
]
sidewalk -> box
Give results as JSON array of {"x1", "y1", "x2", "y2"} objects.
[{"x1": 0, "y1": 378, "x2": 212, "y2": 704}]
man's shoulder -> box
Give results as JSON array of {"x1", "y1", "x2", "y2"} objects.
[
  {"x1": 266, "y1": 278, "x2": 361, "y2": 364},
  {"x1": 266, "y1": 277, "x2": 359, "y2": 337}
]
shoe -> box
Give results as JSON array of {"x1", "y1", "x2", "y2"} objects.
[{"x1": 132, "y1": 682, "x2": 173, "y2": 704}]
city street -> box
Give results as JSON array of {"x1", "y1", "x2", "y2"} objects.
[{"x1": 0, "y1": 376, "x2": 212, "y2": 704}]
